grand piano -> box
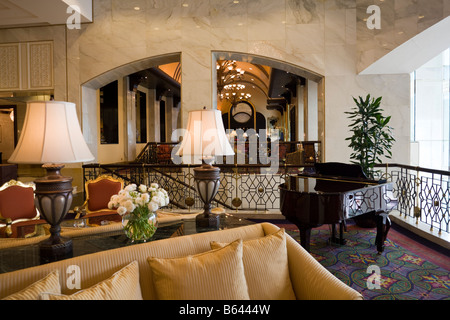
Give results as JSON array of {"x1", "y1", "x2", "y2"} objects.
[{"x1": 279, "y1": 162, "x2": 394, "y2": 253}]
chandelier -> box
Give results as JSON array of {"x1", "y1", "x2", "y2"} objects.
[
  {"x1": 217, "y1": 60, "x2": 251, "y2": 102},
  {"x1": 220, "y1": 83, "x2": 251, "y2": 103}
]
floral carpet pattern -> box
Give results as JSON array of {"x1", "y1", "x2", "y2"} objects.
[{"x1": 279, "y1": 222, "x2": 450, "y2": 300}]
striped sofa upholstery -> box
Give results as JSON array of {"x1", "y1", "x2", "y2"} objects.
[{"x1": 0, "y1": 223, "x2": 363, "y2": 300}]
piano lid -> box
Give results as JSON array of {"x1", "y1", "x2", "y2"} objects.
[
  {"x1": 304, "y1": 162, "x2": 376, "y2": 193},
  {"x1": 314, "y1": 162, "x2": 368, "y2": 179}
]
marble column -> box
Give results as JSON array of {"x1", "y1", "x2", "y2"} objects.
[{"x1": 180, "y1": 50, "x2": 214, "y2": 128}]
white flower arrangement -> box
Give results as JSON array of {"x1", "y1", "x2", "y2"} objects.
[
  {"x1": 107, "y1": 183, "x2": 170, "y2": 242},
  {"x1": 108, "y1": 183, "x2": 170, "y2": 216}
]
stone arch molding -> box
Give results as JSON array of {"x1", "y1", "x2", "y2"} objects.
[
  {"x1": 82, "y1": 52, "x2": 182, "y2": 90},
  {"x1": 211, "y1": 51, "x2": 324, "y2": 110},
  {"x1": 81, "y1": 50, "x2": 324, "y2": 98},
  {"x1": 212, "y1": 51, "x2": 324, "y2": 84}
]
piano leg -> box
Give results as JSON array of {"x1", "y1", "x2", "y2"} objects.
[
  {"x1": 339, "y1": 222, "x2": 346, "y2": 244},
  {"x1": 330, "y1": 223, "x2": 346, "y2": 245},
  {"x1": 375, "y1": 211, "x2": 391, "y2": 254},
  {"x1": 298, "y1": 226, "x2": 312, "y2": 252}
]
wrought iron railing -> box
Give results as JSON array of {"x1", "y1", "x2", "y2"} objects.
[
  {"x1": 82, "y1": 163, "x2": 313, "y2": 213},
  {"x1": 374, "y1": 164, "x2": 450, "y2": 235},
  {"x1": 82, "y1": 161, "x2": 449, "y2": 236}
]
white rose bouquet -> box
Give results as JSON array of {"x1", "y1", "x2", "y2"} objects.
[{"x1": 108, "y1": 183, "x2": 169, "y2": 242}]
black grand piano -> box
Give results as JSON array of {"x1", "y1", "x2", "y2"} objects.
[{"x1": 279, "y1": 162, "x2": 394, "y2": 253}]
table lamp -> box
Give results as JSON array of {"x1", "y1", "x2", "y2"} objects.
[
  {"x1": 176, "y1": 108, "x2": 234, "y2": 228},
  {"x1": 9, "y1": 101, "x2": 94, "y2": 260}
]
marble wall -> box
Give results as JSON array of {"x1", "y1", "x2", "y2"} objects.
[{"x1": 1, "y1": 0, "x2": 449, "y2": 168}]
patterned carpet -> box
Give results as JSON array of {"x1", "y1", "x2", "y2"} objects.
[{"x1": 273, "y1": 221, "x2": 450, "y2": 300}]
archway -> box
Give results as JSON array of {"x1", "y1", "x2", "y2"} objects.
[
  {"x1": 79, "y1": 51, "x2": 325, "y2": 164},
  {"x1": 212, "y1": 51, "x2": 325, "y2": 157},
  {"x1": 80, "y1": 53, "x2": 181, "y2": 163}
]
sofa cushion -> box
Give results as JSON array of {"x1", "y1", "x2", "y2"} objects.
[
  {"x1": 2, "y1": 270, "x2": 61, "y2": 300},
  {"x1": 41, "y1": 261, "x2": 142, "y2": 300},
  {"x1": 211, "y1": 228, "x2": 296, "y2": 300},
  {"x1": 148, "y1": 239, "x2": 250, "y2": 300}
]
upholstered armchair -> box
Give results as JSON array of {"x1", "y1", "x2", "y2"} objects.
[
  {"x1": 74, "y1": 175, "x2": 124, "y2": 225},
  {"x1": 0, "y1": 180, "x2": 41, "y2": 238}
]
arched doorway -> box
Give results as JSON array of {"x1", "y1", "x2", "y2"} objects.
[
  {"x1": 81, "y1": 53, "x2": 181, "y2": 163},
  {"x1": 213, "y1": 51, "x2": 325, "y2": 157}
]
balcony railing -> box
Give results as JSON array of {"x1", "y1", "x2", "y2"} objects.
[
  {"x1": 82, "y1": 163, "x2": 313, "y2": 213},
  {"x1": 86, "y1": 140, "x2": 322, "y2": 212},
  {"x1": 82, "y1": 144, "x2": 449, "y2": 237},
  {"x1": 374, "y1": 164, "x2": 450, "y2": 235}
]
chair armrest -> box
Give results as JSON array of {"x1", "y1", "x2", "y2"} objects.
[
  {"x1": 0, "y1": 218, "x2": 13, "y2": 237},
  {"x1": 73, "y1": 201, "x2": 88, "y2": 220}
]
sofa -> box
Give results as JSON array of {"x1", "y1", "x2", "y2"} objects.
[{"x1": 0, "y1": 222, "x2": 363, "y2": 300}]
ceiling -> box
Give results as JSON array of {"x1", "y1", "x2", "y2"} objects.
[
  {"x1": 216, "y1": 60, "x2": 305, "y2": 113},
  {"x1": 0, "y1": 0, "x2": 92, "y2": 28},
  {"x1": 129, "y1": 65, "x2": 182, "y2": 105}
]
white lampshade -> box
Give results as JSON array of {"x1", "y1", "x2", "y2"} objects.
[
  {"x1": 176, "y1": 109, "x2": 234, "y2": 164},
  {"x1": 9, "y1": 101, "x2": 95, "y2": 164}
]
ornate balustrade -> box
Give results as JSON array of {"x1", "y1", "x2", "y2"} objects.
[
  {"x1": 375, "y1": 164, "x2": 449, "y2": 235},
  {"x1": 83, "y1": 163, "x2": 313, "y2": 213},
  {"x1": 82, "y1": 161, "x2": 449, "y2": 236}
]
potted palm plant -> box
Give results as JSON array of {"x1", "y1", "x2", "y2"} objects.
[{"x1": 345, "y1": 94, "x2": 395, "y2": 180}]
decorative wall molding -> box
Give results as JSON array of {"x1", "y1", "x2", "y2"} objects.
[
  {"x1": 0, "y1": 41, "x2": 53, "y2": 91},
  {"x1": 28, "y1": 41, "x2": 54, "y2": 89},
  {"x1": 0, "y1": 44, "x2": 20, "y2": 90}
]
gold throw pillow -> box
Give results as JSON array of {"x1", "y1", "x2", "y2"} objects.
[
  {"x1": 148, "y1": 239, "x2": 250, "y2": 300},
  {"x1": 3, "y1": 270, "x2": 61, "y2": 300},
  {"x1": 211, "y1": 228, "x2": 296, "y2": 300},
  {"x1": 41, "y1": 261, "x2": 143, "y2": 300}
]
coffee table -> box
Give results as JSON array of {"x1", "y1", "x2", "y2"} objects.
[{"x1": 0, "y1": 213, "x2": 253, "y2": 274}]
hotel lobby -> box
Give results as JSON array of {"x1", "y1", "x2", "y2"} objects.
[{"x1": 0, "y1": 0, "x2": 449, "y2": 303}]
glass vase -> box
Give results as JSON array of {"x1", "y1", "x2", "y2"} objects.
[{"x1": 122, "y1": 211, "x2": 158, "y2": 243}]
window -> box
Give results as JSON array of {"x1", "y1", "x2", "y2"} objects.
[
  {"x1": 412, "y1": 48, "x2": 450, "y2": 170},
  {"x1": 100, "y1": 81, "x2": 119, "y2": 144}
]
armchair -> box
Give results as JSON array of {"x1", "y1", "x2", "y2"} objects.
[
  {"x1": 0, "y1": 180, "x2": 41, "y2": 238},
  {"x1": 74, "y1": 175, "x2": 124, "y2": 225}
]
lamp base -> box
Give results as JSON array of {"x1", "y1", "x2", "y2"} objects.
[
  {"x1": 39, "y1": 236, "x2": 73, "y2": 263},
  {"x1": 194, "y1": 163, "x2": 221, "y2": 231},
  {"x1": 196, "y1": 212, "x2": 220, "y2": 229},
  {"x1": 34, "y1": 164, "x2": 74, "y2": 262}
]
